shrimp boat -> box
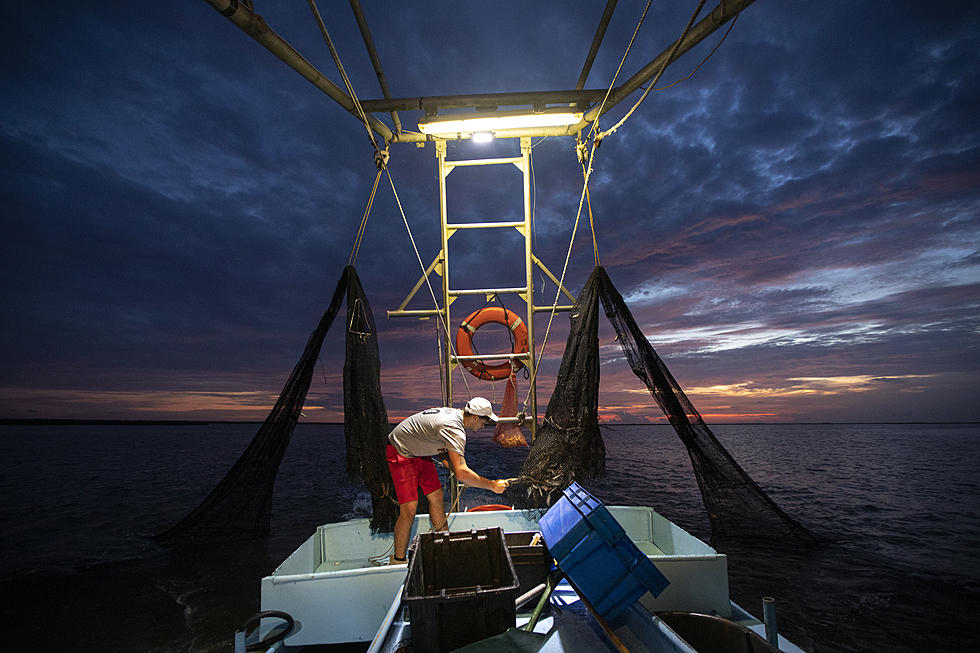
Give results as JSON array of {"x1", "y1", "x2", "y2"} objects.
[
  {"x1": 250, "y1": 498, "x2": 804, "y2": 653},
  {"x1": 191, "y1": 2, "x2": 810, "y2": 651}
]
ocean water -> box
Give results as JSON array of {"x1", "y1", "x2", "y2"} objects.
[{"x1": 1, "y1": 422, "x2": 978, "y2": 652}]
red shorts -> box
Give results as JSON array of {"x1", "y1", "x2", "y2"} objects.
[{"x1": 386, "y1": 444, "x2": 443, "y2": 504}]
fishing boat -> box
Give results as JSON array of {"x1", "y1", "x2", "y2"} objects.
[
  {"x1": 182, "y1": 2, "x2": 812, "y2": 651},
  {"x1": 248, "y1": 499, "x2": 804, "y2": 653}
]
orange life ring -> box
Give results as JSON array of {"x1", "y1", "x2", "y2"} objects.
[
  {"x1": 455, "y1": 307, "x2": 528, "y2": 381},
  {"x1": 466, "y1": 504, "x2": 513, "y2": 512}
]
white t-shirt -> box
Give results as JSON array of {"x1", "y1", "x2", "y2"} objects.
[{"x1": 388, "y1": 407, "x2": 467, "y2": 457}]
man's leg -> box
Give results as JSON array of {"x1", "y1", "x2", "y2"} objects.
[
  {"x1": 393, "y1": 500, "x2": 417, "y2": 561},
  {"x1": 426, "y1": 487, "x2": 448, "y2": 532}
]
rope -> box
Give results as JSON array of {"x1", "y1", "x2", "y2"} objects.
[
  {"x1": 596, "y1": 0, "x2": 707, "y2": 142},
  {"x1": 368, "y1": 542, "x2": 395, "y2": 566},
  {"x1": 514, "y1": 2, "x2": 654, "y2": 404},
  {"x1": 348, "y1": 168, "x2": 383, "y2": 266},
  {"x1": 585, "y1": 0, "x2": 654, "y2": 146},
  {"x1": 384, "y1": 167, "x2": 473, "y2": 400},
  {"x1": 521, "y1": 1, "x2": 714, "y2": 407},
  {"x1": 307, "y1": 0, "x2": 384, "y2": 155},
  {"x1": 646, "y1": 13, "x2": 739, "y2": 92},
  {"x1": 521, "y1": 145, "x2": 593, "y2": 410},
  {"x1": 307, "y1": 2, "x2": 393, "y2": 267},
  {"x1": 584, "y1": 162, "x2": 600, "y2": 266}
]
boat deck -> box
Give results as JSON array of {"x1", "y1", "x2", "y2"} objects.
[
  {"x1": 261, "y1": 507, "x2": 731, "y2": 647},
  {"x1": 367, "y1": 579, "x2": 804, "y2": 653},
  {"x1": 312, "y1": 539, "x2": 668, "y2": 574}
]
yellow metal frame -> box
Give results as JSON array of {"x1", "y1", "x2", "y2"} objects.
[{"x1": 388, "y1": 137, "x2": 579, "y2": 441}]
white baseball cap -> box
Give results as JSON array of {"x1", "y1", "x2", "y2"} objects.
[{"x1": 464, "y1": 397, "x2": 498, "y2": 422}]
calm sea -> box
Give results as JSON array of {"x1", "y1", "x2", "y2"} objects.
[{"x1": 1, "y1": 422, "x2": 978, "y2": 652}]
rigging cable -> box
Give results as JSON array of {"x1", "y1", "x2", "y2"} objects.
[
  {"x1": 519, "y1": 0, "x2": 655, "y2": 409},
  {"x1": 307, "y1": 2, "x2": 474, "y2": 402},
  {"x1": 596, "y1": 0, "x2": 707, "y2": 142},
  {"x1": 646, "y1": 13, "x2": 738, "y2": 92},
  {"x1": 348, "y1": 168, "x2": 383, "y2": 266},
  {"x1": 584, "y1": 162, "x2": 600, "y2": 267},
  {"x1": 307, "y1": 0, "x2": 385, "y2": 155},
  {"x1": 524, "y1": 0, "x2": 723, "y2": 405},
  {"x1": 585, "y1": 0, "x2": 654, "y2": 146},
  {"x1": 383, "y1": 166, "x2": 474, "y2": 401},
  {"x1": 307, "y1": 1, "x2": 393, "y2": 267}
]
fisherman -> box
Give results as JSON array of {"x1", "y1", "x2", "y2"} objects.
[{"x1": 385, "y1": 397, "x2": 510, "y2": 564}]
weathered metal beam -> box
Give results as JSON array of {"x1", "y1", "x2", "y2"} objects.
[
  {"x1": 576, "y1": 0, "x2": 618, "y2": 90},
  {"x1": 202, "y1": 0, "x2": 393, "y2": 143},
  {"x1": 358, "y1": 89, "x2": 608, "y2": 115},
  {"x1": 349, "y1": 0, "x2": 402, "y2": 134},
  {"x1": 583, "y1": 0, "x2": 757, "y2": 124}
]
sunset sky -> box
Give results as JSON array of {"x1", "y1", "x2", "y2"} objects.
[{"x1": 2, "y1": 1, "x2": 978, "y2": 423}]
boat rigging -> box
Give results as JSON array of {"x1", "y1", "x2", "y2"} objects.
[{"x1": 166, "y1": 3, "x2": 815, "y2": 651}]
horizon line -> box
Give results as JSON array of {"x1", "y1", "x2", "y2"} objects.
[{"x1": 2, "y1": 418, "x2": 977, "y2": 426}]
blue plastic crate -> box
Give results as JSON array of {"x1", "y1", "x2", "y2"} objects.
[{"x1": 539, "y1": 482, "x2": 670, "y2": 620}]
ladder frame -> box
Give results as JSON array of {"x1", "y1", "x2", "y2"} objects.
[{"x1": 436, "y1": 137, "x2": 538, "y2": 442}]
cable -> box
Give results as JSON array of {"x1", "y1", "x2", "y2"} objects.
[
  {"x1": 584, "y1": 162, "x2": 600, "y2": 266},
  {"x1": 596, "y1": 0, "x2": 707, "y2": 142},
  {"x1": 384, "y1": 167, "x2": 473, "y2": 400},
  {"x1": 307, "y1": 0, "x2": 387, "y2": 157},
  {"x1": 348, "y1": 168, "x2": 383, "y2": 266},
  {"x1": 585, "y1": 0, "x2": 654, "y2": 146},
  {"x1": 646, "y1": 14, "x2": 738, "y2": 92}
]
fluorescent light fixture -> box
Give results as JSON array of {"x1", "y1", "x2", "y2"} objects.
[
  {"x1": 472, "y1": 131, "x2": 494, "y2": 144},
  {"x1": 417, "y1": 109, "x2": 583, "y2": 136}
]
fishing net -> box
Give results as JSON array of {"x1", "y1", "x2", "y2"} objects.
[
  {"x1": 493, "y1": 373, "x2": 529, "y2": 448},
  {"x1": 513, "y1": 265, "x2": 812, "y2": 541},
  {"x1": 159, "y1": 266, "x2": 396, "y2": 538},
  {"x1": 511, "y1": 266, "x2": 606, "y2": 507},
  {"x1": 596, "y1": 266, "x2": 813, "y2": 541},
  {"x1": 343, "y1": 270, "x2": 398, "y2": 532}
]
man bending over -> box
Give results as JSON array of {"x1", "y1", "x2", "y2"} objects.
[{"x1": 385, "y1": 397, "x2": 510, "y2": 564}]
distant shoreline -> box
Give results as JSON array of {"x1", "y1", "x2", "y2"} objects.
[{"x1": 1, "y1": 418, "x2": 977, "y2": 426}]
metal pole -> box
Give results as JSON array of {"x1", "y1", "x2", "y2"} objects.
[
  {"x1": 436, "y1": 140, "x2": 461, "y2": 508},
  {"x1": 763, "y1": 596, "x2": 779, "y2": 648},
  {"x1": 576, "y1": 0, "x2": 618, "y2": 90},
  {"x1": 582, "y1": 0, "x2": 757, "y2": 124},
  {"x1": 436, "y1": 140, "x2": 452, "y2": 409},
  {"x1": 201, "y1": 0, "x2": 394, "y2": 143},
  {"x1": 520, "y1": 137, "x2": 537, "y2": 442},
  {"x1": 358, "y1": 89, "x2": 607, "y2": 114},
  {"x1": 349, "y1": 0, "x2": 403, "y2": 134}
]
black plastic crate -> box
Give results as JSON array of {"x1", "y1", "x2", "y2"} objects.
[
  {"x1": 403, "y1": 527, "x2": 519, "y2": 652},
  {"x1": 504, "y1": 531, "x2": 551, "y2": 601}
]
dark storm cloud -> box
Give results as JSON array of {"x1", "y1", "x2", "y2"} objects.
[{"x1": 1, "y1": 1, "x2": 978, "y2": 421}]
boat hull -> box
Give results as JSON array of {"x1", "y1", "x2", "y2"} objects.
[{"x1": 261, "y1": 506, "x2": 729, "y2": 647}]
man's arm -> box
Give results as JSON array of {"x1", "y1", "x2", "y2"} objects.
[{"x1": 446, "y1": 451, "x2": 508, "y2": 494}]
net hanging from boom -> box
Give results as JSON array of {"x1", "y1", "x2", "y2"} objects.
[
  {"x1": 514, "y1": 265, "x2": 813, "y2": 541},
  {"x1": 159, "y1": 265, "x2": 396, "y2": 538},
  {"x1": 342, "y1": 268, "x2": 398, "y2": 533},
  {"x1": 512, "y1": 266, "x2": 606, "y2": 507}
]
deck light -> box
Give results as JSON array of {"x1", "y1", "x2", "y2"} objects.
[
  {"x1": 417, "y1": 109, "x2": 583, "y2": 137},
  {"x1": 472, "y1": 132, "x2": 494, "y2": 143}
]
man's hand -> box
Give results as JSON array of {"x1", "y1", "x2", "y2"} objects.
[{"x1": 488, "y1": 479, "x2": 509, "y2": 494}]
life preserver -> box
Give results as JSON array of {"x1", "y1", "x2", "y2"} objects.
[{"x1": 455, "y1": 307, "x2": 529, "y2": 381}]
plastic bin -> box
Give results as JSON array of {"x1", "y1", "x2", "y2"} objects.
[
  {"x1": 402, "y1": 527, "x2": 519, "y2": 652},
  {"x1": 539, "y1": 482, "x2": 670, "y2": 620},
  {"x1": 504, "y1": 531, "x2": 551, "y2": 602}
]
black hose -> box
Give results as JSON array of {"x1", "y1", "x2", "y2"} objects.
[{"x1": 242, "y1": 610, "x2": 294, "y2": 651}]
